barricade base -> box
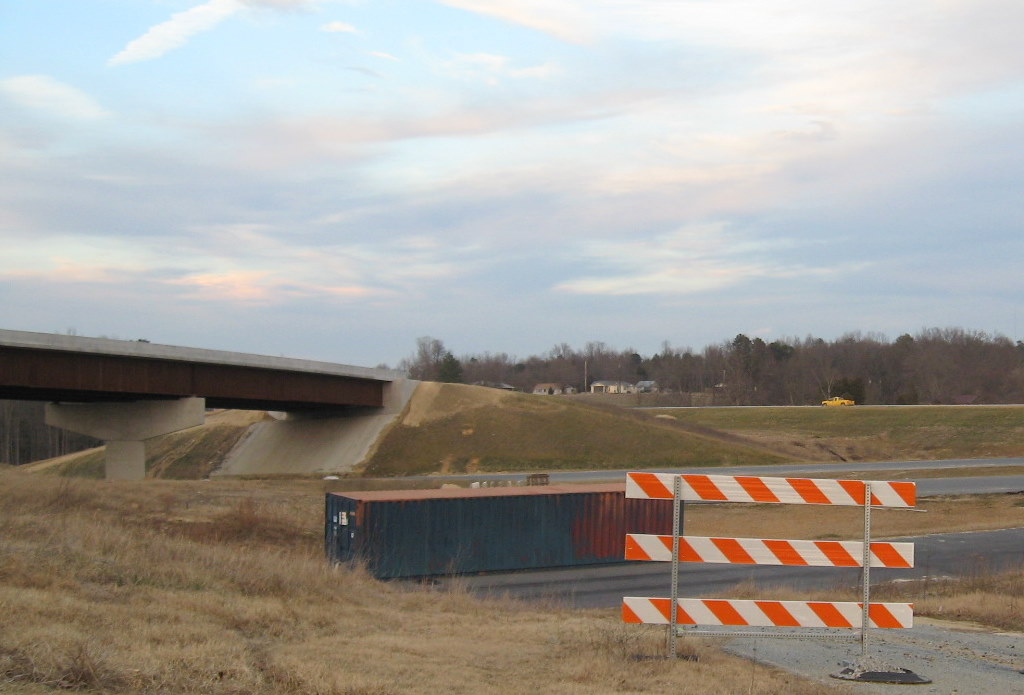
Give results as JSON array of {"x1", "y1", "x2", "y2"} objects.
[
  {"x1": 675, "y1": 626, "x2": 859, "y2": 642},
  {"x1": 831, "y1": 664, "x2": 931, "y2": 684}
]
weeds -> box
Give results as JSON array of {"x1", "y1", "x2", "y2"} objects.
[
  {"x1": 0, "y1": 468, "x2": 849, "y2": 694},
  {"x1": 1, "y1": 642, "x2": 123, "y2": 692},
  {"x1": 874, "y1": 564, "x2": 1024, "y2": 631}
]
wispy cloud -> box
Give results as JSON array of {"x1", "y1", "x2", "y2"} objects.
[
  {"x1": 440, "y1": 0, "x2": 596, "y2": 43},
  {"x1": 451, "y1": 53, "x2": 559, "y2": 83},
  {"x1": 108, "y1": 0, "x2": 243, "y2": 66},
  {"x1": 241, "y1": 0, "x2": 317, "y2": 8},
  {"x1": 321, "y1": 21, "x2": 358, "y2": 34},
  {"x1": 167, "y1": 270, "x2": 374, "y2": 303},
  {"x1": 554, "y1": 225, "x2": 860, "y2": 296},
  {"x1": 367, "y1": 51, "x2": 400, "y2": 62},
  {"x1": 0, "y1": 216, "x2": 483, "y2": 310},
  {"x1": 0, "y1": 75, "x2": 108, "y2": 119}
]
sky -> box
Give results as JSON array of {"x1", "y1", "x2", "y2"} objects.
[{"x1": 2, "y1": 0, "x2": 1022, "y2": 368}]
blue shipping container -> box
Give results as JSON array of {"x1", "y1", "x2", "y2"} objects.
[{"x1": 325, "y1": 483, "x2": 673, "y2": 579}]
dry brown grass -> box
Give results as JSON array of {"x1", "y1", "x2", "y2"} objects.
[
  {"x1": 872, "y1": 566, "x2": 1024, "y2": 632},
  {"x1": 683, "y1": 493, "x2": 1024, "y2": 540},
  {"x1": 0, "y1": 469, "x2": 838, "y2": 694},
  {"x1": 657, "y1": 405, "x2": 1024, "y2": 463},
  {"x1": 717, "y1": 567, "x2": 1024, "y2": 632}
]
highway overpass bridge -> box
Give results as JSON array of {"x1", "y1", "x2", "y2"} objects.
[{"x1": 0, "y1": 329, "x2": 415, "y2": 480}]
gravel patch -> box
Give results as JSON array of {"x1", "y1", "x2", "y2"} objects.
[{"x1": 717, "y1": 618, "x2": 1024, "y2": 693}]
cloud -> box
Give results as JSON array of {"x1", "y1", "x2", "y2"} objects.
[
  {"x1": 451, "y1": 53, "x2": 559, "y2": 82},
  {"x1": 108, "y1": 0, "x2": 243, "y2": 66},
  {"x1": 553, "y1": 224, "x2": 861, "y2": 296},
  {"x1": 168, "y1": 270, "x2": 374, "y2": 303},
  {"x1": 321, "y1": 21, "x2": 358, "y2": 33},
  {"x1": 215, "y1": 87, "x2": 636, "y2": 168},
  {"x1": 0, "y1": 210, "x2": 481, "y2": 310},
  {"x1": 439, "y1": 0, "x2": 596, "y2": 43},
  {"x1": 240, "y1": 0, "x2": 319, "y2": 8},
  {"x1": 3, "y1": 262, "x2": 128, "y2": 285},
  {"x1": 777, "y1": 120, "x2": 839, "y2": 142},
  {"x1": 367, "y1": 51, "x2": 400, "y2": 62},
  {"x1": 345, "y1": 66, "x2": 383, "y2": 79},
  {"x1": 0, "y1": 75, "x2": 108, "y2": 119},
  {"x1": 103, "y1": 0, "x2": 323, "y2": 67}
]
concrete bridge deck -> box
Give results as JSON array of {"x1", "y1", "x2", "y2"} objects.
[
  {"x1": 0, "y1": 329, "x2": 415, "y2": 479},
  {"x1": 0, "y1": 329, "x2": 401, "y2": 411}
]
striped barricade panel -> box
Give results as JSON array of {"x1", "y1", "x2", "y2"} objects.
[
  {"x1": 622, "y1": 597, "x2": 913, "y2": 629},
  {"x1": 625, "y1": 472, "x2": 916, "y2": 508},
  {"x1": 625, "y1": 533, "x2": 914, "y2": 568}
]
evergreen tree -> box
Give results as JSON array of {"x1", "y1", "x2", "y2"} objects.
[{"x1": 438, "y1": 352, "x2": 464, "y2": 383}]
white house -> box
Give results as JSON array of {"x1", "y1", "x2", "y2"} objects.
[
  {"x1": 589, "y1": 380, "x2": 636, "y2": 394},
  {"x1": 532, "y1": 383, "x2": 577, "y2": 395}
]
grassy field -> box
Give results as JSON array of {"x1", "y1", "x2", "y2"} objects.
[
  {"x1": 650, "y1": 405, "x2": 1024, "y2": 463},
  {"x1": 1, "y1": 469, "x2": 838, "y2": 695}
]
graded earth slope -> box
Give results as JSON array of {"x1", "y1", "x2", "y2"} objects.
[{"x1": 360, "y1": 382, "x2": 788, "y2": 476}]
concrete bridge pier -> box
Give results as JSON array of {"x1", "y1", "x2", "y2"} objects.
[{"x1": 45, "y1": 397, "x2": 206, "y2": 480}]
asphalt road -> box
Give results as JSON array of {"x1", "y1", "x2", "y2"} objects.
[
  {"x1": 545, "y1": 457, "x2": 1024, "y2": 487},
  {"x1": 395, "y1": 457, "x2": 1024, "y2": 489},
  {"x1": 441, "y1": 527, "x2": 1024, "y2": 609}
]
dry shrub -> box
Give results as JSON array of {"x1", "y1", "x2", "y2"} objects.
[
  {"x1": 179, "y1": 497, "x2": 307, "y2": 546},
  {"x1": 0, "y1": 639, "x2": 124, "y2": 691}
]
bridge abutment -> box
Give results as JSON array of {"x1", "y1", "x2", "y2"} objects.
[{"x1": 45, "y1": 397, "x2": 206, "y2": 480}]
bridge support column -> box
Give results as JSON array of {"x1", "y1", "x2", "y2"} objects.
[{"x1": 45, "y1": 398, "x2": 206, "y2": 481}]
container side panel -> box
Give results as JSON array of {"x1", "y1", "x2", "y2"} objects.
[
  {"x1": 339, "y1": 489, "x2": 677, "y2": 579},
  {"x1": 570, "y1": 495, "x2": 674, "y2": 562}
]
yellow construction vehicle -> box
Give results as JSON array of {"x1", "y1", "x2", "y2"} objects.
[{"x1": 821, "y1": 396, "x2": 855, "y2": 406}]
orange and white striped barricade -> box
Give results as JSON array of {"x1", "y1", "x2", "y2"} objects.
[
  {"x1": 625, "y1": 534, "x2": 914, "y2": 568},
  {"x1": 622, "y1": 597, "x2": 913, "y2": 629},
  {"x1": 625, "y1": 471, "x2": 916, "y2": 508},
  {"x1": 622, "y1": 473, "x2": 917, "y2": 659}
]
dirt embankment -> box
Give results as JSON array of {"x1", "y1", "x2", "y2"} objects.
[
  {"x1": 360, "y1": 383, "x2": 788, "y2": 476},
  {"x1": 401, "y1": 381, "x2": 511, "y2": 427}
]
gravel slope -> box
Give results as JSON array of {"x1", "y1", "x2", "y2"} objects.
[{"x1": 722, "y1": 617, "x2": 1024, "y2": 693}]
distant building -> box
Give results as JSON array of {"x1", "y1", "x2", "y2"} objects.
[
  {"x1": 473, "y1": 381, "x2": 517, "y2": 391},
  {"x1": 636, "y1": 380, "x2": 659, "y2": 393},
  {"x1": 589, "y1": 380, "x2": 636, "y2": 394},
  {"x1": 532, "y1": 383, "x2": 577, "y2": 395}
]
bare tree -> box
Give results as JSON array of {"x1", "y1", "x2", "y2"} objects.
[{"x1": 398, "y1": 336, "x2": 448, "y2": 381}]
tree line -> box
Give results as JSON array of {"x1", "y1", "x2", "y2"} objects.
[
  {"x1": 399, "y1": 328, "x2": 1024, "y2": 406},
  {"x1": 1, "y1": 400, "x2": 100, "y2": 467}
]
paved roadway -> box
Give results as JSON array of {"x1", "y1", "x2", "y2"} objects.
[
  {"x1": 432, "y1": 459, "x2": 1024, "y2": 608},
  {"x1": 399, "y1": 456, "x2": 1024, "y2": 489},
  {"x1": 443, "y1": 527, "x2": 1024, "y2": 609}
]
